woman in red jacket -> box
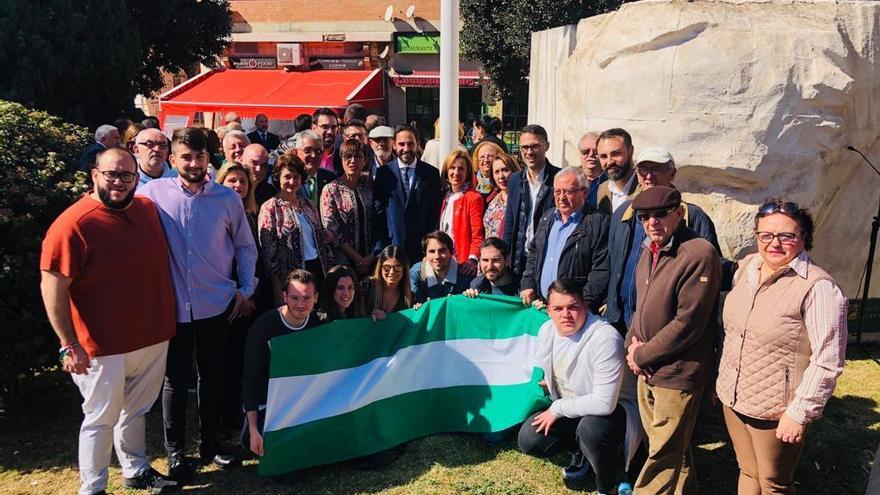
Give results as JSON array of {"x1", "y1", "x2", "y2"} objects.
[{"x1": 438, "y1": 149, "x2": 485, "y2": 276}]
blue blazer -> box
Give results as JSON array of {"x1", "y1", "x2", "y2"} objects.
[{"x1": 374, "y1": 158, "x2": 441, "y2": 262}]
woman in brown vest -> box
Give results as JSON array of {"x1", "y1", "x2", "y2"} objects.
[{"x1": 717, "y1": 201, "x2": 847, "y2": 494}]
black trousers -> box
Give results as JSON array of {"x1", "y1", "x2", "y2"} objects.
[
  {"x1": 163, "y1": 308, "x2": 230, "y2": 455},
  {"x1": 518, "y1": 405, "x2": 627, "y2": 493}
]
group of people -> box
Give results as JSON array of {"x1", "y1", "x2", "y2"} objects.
[{"x1": 45, "y1": 106, "x2": 848, "y2": 495}]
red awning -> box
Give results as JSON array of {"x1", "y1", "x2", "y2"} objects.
[
  {"x1": 159, "y1": 68, "x2": 384, "y2": 121},
  {"x1": 390, "y1": 70, "x2": 482, "y2": 88}
]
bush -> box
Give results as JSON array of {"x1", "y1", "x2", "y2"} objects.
[{"x1": 0, "y1": 100, "x2": 89, "y2": 397}]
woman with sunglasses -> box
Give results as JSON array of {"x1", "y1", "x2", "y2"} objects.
[
  {"x1": 716, "y1": 200, "x2": 847, "y2": 494},
  {"x1": 319, "y1": 139, "x2": 375, "y2": 275},
  {"x1": 361, "y1": 245, "x2": 414, "y2": 321}
]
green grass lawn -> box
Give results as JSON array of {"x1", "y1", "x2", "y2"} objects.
[{"x1": 2, "y1": 344, "x2": 878, "y2": 495}]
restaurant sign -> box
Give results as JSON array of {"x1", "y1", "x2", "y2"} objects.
[{"x1": 230, "y1": 57, "x2": 278, "y2": 70}]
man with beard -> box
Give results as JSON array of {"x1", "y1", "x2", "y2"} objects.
[
  {"x1": 596, "y1": 128, "x2": 640, "y2": 215},
  {"x1": 134, "y1": 128, "x2": 176, "y2": 188},
  {"x1": 222, "y1": 130, "x2": 250, "y2": 167},
  {"x1": 374, "y1": 124, "x2": 442, "y2": 262},
  {"x1": 463, "y1": 237, "x2": 520, "y2": 297},
  {"x1": 367, "y1": 125, "x2": 395, "y2": 180},
  {"x1": 139, "y1": 128, "x2": 258, "y2": 482},
  {"x1": 241, "y1": 143, "x2": 276, "y2": 207},
  {"x1": 519, "y1": 167, "x2": 609, "y2": 311},
  {"x1": 605, "y1": 147, "x2": 726, "y2": 334},
  {"x1": 312, "y1": 107, "x2": 340, "y2": 173},
  {"x1": 291, "y1": 130, "x2": 336, "y2": 206},
  {"x1": 41, "y1": 148, "x2": 178, "y2": 495},
  {"x1": 503, "y1": 124, "x2": 560, "y2": 278},
  {"x1": 578, "y1": 132, "x2": 606, "y2": 211},
  {"x1": 247, "y1": 114, "x2": 280, "y2": 152}
]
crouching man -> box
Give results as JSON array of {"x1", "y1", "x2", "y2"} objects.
[{"x1": 518, "y1": 278, "x2": 642, "y2": 495}]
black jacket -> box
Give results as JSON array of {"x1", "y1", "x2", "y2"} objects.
[
  {"x1": 502, "y1": 162, "x2": 560, "y2": 277},
  {"x1": 520, "y1": 205, "x2": 609, "y2": 309},
  {"x1": 469, "y1": 272, "x2": 520, "y2": 296},
  {"x1": 247, "y1": 130, "x2": 281, "y2": 152}
]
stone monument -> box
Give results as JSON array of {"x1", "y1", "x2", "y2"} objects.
[{"x1": 529, "y1": 0, "x2": 880, "y2": 298}]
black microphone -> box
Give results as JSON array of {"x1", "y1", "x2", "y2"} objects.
[{"x1": 847, "y1": 145, "x2": 880, "y2": 176}]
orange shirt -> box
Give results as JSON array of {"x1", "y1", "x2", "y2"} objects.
[{"x1": 40, "y1": 196, "x2": 176, "y2": 357}]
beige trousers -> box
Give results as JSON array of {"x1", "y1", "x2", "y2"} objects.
[
  {"x1": 722, "y1": 405, "x2": 806, "y2": 495},
  {"x1": 635, "y1": 380, "x2": 704, "y2": 494}
]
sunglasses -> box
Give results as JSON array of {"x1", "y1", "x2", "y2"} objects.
[
  {"x1": 636, "y1": 206, "x2": 677, "y2": 222},
  {"x1": 758, "y1": 201, "x2": 799, "y2": 216}
]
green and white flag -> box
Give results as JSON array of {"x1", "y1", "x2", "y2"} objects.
[{"x1": 259, "y1": 294, "x2": 551, "y2": 475}]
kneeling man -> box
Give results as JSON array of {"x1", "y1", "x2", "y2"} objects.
[{"x1": 518, "y1": 278, "x2": 641, "y2": 494}]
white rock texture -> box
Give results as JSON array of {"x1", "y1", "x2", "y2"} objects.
[{"x1": 529, "y1": 0, "x2": 880, "y2": 297}]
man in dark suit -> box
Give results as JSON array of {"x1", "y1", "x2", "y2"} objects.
[
  {"x1": 374, "y1": 125, "x2": 442, "y2": 262},
  {"x1": 502, "y1": 124, "x2": 560, "y2": 278},
  {"x1": 247, "y1": 114, "x2": 280, "y2": 152},
  {"x1": 292, "y1": 130, "x2": 336, "y2": 206},
  {"x1": 77, "y1": 124, "x2": 121, "y2": 172}
]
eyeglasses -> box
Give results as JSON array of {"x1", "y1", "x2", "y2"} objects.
[
  {"x1": 381, "y1": 265, "x2": 403, "y2": 274},
  {"x1": 98, "y1": 170, "x2": 137, "y2": 183},
  {"x1": 756, "y1": 231, "x2": 800, "y2": 245},
  {"x1": 636, "y1": 206, "x2": 678, "y2": 222},
  {"x1": 519, "y1": 144, "x2": 544, "y2": 153},
  {"x1": 579, "y1": 149, "x2": 597, "y2": 157},
  {"x1": 553, "y1": 187, "x2": 585, "y2": 198},
  {"x1": 758, "y1": 201, "x2": 799, "y2": 216},
  {"x1": 299, "y1": 147, "x2": 322, "y2": 156},
  {"x1": 342, "y1": 153, "x2": 365, "y2": 161},
  {"x1": 636, "y1": 164, "x2": 672, "y2": 176},
  {"x1": 135, "y1": 140, "x2": 168, "y2": 150}
]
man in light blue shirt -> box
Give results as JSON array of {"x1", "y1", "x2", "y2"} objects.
[
  {"x1": 519, "y1": 167, "x2": 609, "y2": 311},
  {"x1": 133, "y1": 128, "x2": 176, "y2": 188},
  {"x1": 139, "y1": 127, "x2": 257, "y2": 480}
]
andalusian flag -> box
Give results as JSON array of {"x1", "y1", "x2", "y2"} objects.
[{"x1": 259, "y1": 295, "x2": 551, "y2": 475}]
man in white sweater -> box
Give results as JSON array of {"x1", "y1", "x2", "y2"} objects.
[{"x1": 518, "y1": 278, "x2": 643, "y2": 495}]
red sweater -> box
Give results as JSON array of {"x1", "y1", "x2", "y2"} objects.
[{"x1": 441, "y1": 188, "x2": 485, "y2": 263}]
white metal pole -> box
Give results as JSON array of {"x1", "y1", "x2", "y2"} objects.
[{"x1": 439, "y1": 0, "x2": 460, "y2": 160}]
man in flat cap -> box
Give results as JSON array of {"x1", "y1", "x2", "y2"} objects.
[{"x1": 624, "y1": 186, "x2": 721, "y2": 494}]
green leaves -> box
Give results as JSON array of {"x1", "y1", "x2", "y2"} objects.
[
  {"x1": 461, "y1": 0, "x2": 627, "y2": 100},
  {"x1": 0, "y1": 100, "x2": 88, "y2": 397}
]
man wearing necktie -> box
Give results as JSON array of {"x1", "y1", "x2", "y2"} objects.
[
  {"x1": 374, "y1": 125, "x2": 442, "y2": 262},
  {"x1": 247, "y1": 114, "x2": 280, "y2": 152},
  {"x1": 291, "y1": 130, "x2": 336, "y2": 209}
]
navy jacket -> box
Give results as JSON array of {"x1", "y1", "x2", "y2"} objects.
[
  {"x1": 501, "y1": 162, "x2": 560, "y2": 277},
  {"x1": 297, "y1": 167, "x2": 337, "y2": 207},
  {"x1": 520, "y1": 205, "x2": 610, "y2": 309},
  {"x1": 410, "y1": 261, "x2": 475, "y2": 303},
  {"x1": 605, "y1": 200, "x2": 723, "y2": 327},
  {"x1": 374, "y1": 158, "x2": 442, "y2": 262}
]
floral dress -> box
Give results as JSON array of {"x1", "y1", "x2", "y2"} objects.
[
  {"x1": 483, "y1": 192, "x2": 507, "y2": 238},
  {"x1": 258, "y1": 196, "x2": 335, "y2": 279},
  {"x1": 319, "y1": 177, "x2": 374, "y2": 265}
]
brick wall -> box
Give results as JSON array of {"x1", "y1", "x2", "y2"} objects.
[{"x1": 229, "y1": 0, "x2": 441, "y2": 23}]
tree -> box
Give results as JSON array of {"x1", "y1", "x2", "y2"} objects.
[
  {"x1": 0, "y1": 0, "x2": 230, "y2": 129},
  {"x1": 0, "y1": 100, "x2": 90, "y2": 397},
  {"x1": 461, "y1": 0, "x2": 626, "y2": 101}
]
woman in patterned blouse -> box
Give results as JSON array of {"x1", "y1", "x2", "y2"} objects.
[
  {"x1": 320, "y1": 139, "x2": 375, "y2": 275},
  {"x1": 483, "y1": 152, "x2": 520, "y2": 239},
  {"x1": 258, "y1": 154, "x2": 334, "y2": 305}
]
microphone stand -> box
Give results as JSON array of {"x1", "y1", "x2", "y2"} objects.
[{"x1": 847, "y1": 145, "x2": 880, "y2": 344}]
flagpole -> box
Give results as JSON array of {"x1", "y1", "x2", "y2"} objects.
[{"x1": 439, "y1": 0, "x2": 460, "y2": 160}]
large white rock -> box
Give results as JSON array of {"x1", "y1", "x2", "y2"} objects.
[{"x1": 529, "y1": 0, "x2": 880, "y2": 297}]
